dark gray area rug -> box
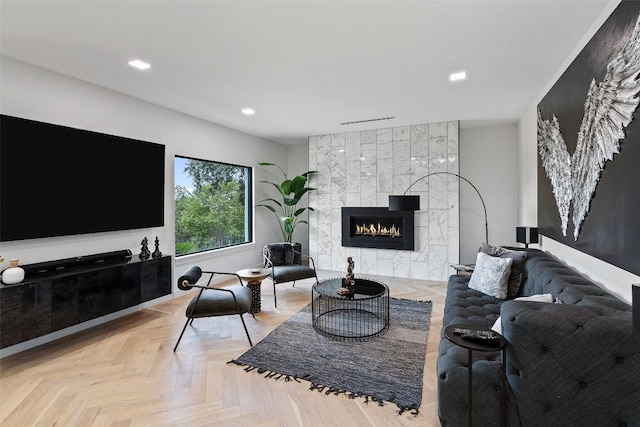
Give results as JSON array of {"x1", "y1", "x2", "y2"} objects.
[{"x1": 229, "y1": 297, "x2": 432, "y2": 414}]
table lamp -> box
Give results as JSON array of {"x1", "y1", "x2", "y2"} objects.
[{"x1": 516, "y1": 226, "x2": 538, "y2": 248}]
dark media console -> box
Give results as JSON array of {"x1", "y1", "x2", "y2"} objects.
[{"x1": 0, "y1": 251, "x2": 172, "y2": 350}]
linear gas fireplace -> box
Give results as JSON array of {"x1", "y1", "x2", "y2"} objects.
[{"x1": 341, "y1": 207, "x2": 414, "y2": 250}]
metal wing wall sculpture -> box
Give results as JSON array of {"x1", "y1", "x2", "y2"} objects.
[
  {"x1": 538, "y1": 14, "x2": 640, "y2": 241},
  {"x1": 537, "y1": 112, "x2": 572, "y2": 236}
]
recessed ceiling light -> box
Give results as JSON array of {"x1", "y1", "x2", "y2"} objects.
[
  {"x1": 449, "y1": 71, "x2": 466, "y2": 82},
  {"x1": 128, "y1": 59, "x2": 151, "y2": 70},
  {"x1": 241, "y1": 108, "x2": 256, "y2": 116}
]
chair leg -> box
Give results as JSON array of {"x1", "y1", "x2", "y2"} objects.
[
  {"x1": 174, "y1": 316, "x2": 192, "y2": 352},
  {"x1": 238, "y1": 313, "x2": 253, "y2": 347},
  {"x1": 273, "y1": 281, "x2": 277, "y2": 308}
]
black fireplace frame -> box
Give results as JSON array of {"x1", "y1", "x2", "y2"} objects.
[{"x1": 341, "y1": 207, "x2": 414, "y2": 251}]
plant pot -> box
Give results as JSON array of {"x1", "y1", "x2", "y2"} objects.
[{"x1": 291, "y1": 242, "x2": 302, "y2": 264}]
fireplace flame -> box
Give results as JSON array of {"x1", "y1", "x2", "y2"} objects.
[{"x1": 355, "y1": 222, "x2": 401, "y2": 238}]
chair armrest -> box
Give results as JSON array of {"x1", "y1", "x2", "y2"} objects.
[
  {"x1": 185, "y1": 274, "x2": 249, "y2": 318},
  {"x1": 202, "y1": 271, "x2": 245, "y2": 287},
  {"x1": 179, "y1": 270, "x2": 244, "y2": 290},
  {"x1": 263, "y1": 250, "x2": 274, "y2": 268},
  {"x1": 290, "y1": 248, "x2": 316, "y2": 269}
]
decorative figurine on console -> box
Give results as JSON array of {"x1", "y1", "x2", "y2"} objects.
[
  {"x1": 139, "y1": 237, "x2": 151, "y2": 260},
  {"x1": 337, "y1": 256, "x2": 356, "y2": 296},
  {"x1": 152, "y1": 236, "x2": 162, "y2": 259}
]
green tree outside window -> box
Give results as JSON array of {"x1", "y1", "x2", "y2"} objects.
[{"x1": 174, "y1": 156, "x2": 251, "y2": 256}]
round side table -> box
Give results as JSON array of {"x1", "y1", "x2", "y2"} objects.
[
  {"x1": 444, "y1": 323, "x2": 507, "y2": 427},
  {"x1": 236, "y1": 268, "x2": 270, "y2": 314}
]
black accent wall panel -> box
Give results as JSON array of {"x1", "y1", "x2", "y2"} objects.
[{"x1": 537, "y1": 0, "x2": 640, "y2": 276}]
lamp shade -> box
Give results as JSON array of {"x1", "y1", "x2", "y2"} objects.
[
  {"x1": 516, "y1": 226, "x2": 539, "y2": 245},
  {"x1": 633, "y1": 284, "x2": 640, "y2": 336},
  {"x1": 389, "y1": 195, "x2": 420, "y2": 211}
]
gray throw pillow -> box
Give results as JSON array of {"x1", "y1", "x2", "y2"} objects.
[
  {"x1": 468, "y1": 252, "x2": 512, "y2": 299},
  {"x1": 480, "y1": 243, "x2": 527, "y2": 297}
]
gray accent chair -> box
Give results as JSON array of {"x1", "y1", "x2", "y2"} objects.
[
  {"x1": 262, "y1": 243, "x2": 319, "y2": 307},
  {"x1": 174, "y1": 266, "x2": 253, "y2": 351}
]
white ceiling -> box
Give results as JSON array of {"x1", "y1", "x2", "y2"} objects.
[{"x1": 0, "y1": 0, "x2": 611, "y2": 145}]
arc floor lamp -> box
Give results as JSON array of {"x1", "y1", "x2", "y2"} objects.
[{"x1": 388, "y1": 171, "x2": 489, "y2": 244}]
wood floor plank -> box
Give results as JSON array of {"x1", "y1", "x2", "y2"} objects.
[{"x1": 0, "y1": 270, "x2": 446, "y2": 426}]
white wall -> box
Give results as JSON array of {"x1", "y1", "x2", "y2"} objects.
[
  {"x1": 459, "y1": 124, "x2": 520, "y2": 263},
  {"x1": 286, "y1": 143, "x2": 311, "y2": 251},
  {"x1": 517, "y1": 0, "x2": 637, "y2": 303},
  {"x1": 0, "y1": 56, "x2": 288, "y2": 291}
]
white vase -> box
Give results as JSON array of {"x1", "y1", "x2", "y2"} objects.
[{"x1": 2, "y1": 259, "x2": 25, "y2": 285}]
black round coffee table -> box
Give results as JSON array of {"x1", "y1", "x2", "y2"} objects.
[{"x1": 311, "y1": 277, "x2": 389, "y2": 341}]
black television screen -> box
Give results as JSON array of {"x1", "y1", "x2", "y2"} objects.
[{"x1": 0, "y1": 114, "x2": 165, "y2": 242}]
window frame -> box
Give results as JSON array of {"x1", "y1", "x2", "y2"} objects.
[{"x1": 174, "y1": 154, "x2": 253, "y2": 258}]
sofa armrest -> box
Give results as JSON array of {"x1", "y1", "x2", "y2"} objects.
[{"x1": 500, "y1": 301, "x2": 640, "y2": 426}]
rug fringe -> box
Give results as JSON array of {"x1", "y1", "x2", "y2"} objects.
[
  {"x1": 228, "y1": 359, "x2": 420, "y2": 416},
  {"x1": 306, "y1": 380, "x2": 420, "y2": 415},
  {"x1": 227, "y1": 360, "x2": 301, "y2": 384},
  {"x1": 228, "y1": 357, "x2": 421, "y2": 416}
]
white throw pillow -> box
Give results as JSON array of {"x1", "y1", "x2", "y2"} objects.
[
  {"x1": 468, "y1": 252, "x2": 513, "y2": 299},
  {"x1": 491, "y1": 293, "x2": 555, "y2": 334},
  {"x1": 516, "y1": 293, "x2": 554, "y2": 303}
]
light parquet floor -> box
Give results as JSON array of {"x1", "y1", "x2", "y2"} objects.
[{"x1": 0, "y1": 270, "x2": 447, "y2": 427}]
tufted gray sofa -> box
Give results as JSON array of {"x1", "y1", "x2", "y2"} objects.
[{"x1": 437, "y1": 248, "x2": 640, "y2": 426}]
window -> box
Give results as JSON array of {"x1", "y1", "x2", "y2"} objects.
[{"x1": 174, "y1": 155, "x2": 252, "y2": 256}]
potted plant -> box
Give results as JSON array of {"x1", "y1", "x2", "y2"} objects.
[{"x1": 256, "y1": 162, "x2": 317, "y2": 243}]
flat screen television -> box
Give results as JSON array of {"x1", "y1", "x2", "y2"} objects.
[{"x1": 0, "y1": 114, "x2": 165, "y2": 242}]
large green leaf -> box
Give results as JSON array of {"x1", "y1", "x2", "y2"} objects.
[
  {"x1": 255, "y1": 204, "x2": 277, "y2": 213},
  {"x1": 289, "y1": 175, "x2": 307, "y2": 195},
  {"x1": 293, "y1": 187, "x2": 315, "y2": 202},
  {"x1": 283, "y1": 196, "x2": 298, "y2": 206},
  {"x1": 257, "y1": 197, "x2": 283, "y2": 208},
  {"x1": 280, "y1": 179, "x2": 293, "y2": 195},
  {"x1": 260, "y1": 180, "x2": 286, "y2": 197}
]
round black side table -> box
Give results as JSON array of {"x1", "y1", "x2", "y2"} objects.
[{"x1": 444, "y1": 323, "x2": 507, "y2": 427}]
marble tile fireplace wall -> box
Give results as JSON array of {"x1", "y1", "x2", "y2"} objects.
[{"x1": 308, "y1": 121, "x2": 460, "y2": 281}]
